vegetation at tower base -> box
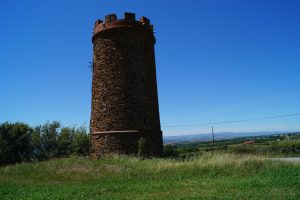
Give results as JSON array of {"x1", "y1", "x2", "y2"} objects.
[
  {"x1": 90, "y1": 12, "x2": 163, "y2": 157},
  {"x1": 137, "y1": 137, "x2": 147, "y2": 157},
  {"x1": 0, "y1": 153, "x2": 299, "y2": 199}
]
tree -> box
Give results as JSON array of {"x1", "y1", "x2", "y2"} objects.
[
  {"x1": 57, "y1": 127, "x2": 74, "y2": 156},
  {"x1": 0, "y1": 122, "x2": 32, "y2": 165},
  {"x1": 40, "y1": 121, "x2": 60, "y2": 159},
  {"x1": 30, "y1": 126, "x2": 42, "y2": 160},
  {"x1": 71, "y1": 126, "x2": 90, "y2": 156}
]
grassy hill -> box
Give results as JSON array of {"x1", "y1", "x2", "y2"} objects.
[{"x1": 0, "y1": 153, "x2": 299, "y2": 200}]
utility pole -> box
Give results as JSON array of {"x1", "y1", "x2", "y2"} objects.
[{"x1": 212, "y1": 125, "x2": 215, "y2": 145}]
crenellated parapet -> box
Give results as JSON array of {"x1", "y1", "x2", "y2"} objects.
[{"x1": 93, "y1": 12, "x2": 154, "y2": 42}]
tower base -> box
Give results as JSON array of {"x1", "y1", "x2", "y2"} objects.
[{"x1": 91, "y1": 130, "x2": 163, "y2": 158}]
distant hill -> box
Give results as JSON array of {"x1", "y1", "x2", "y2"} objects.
[{"x1": 163, "y1": 131, "x2": 285, "y2": 144}]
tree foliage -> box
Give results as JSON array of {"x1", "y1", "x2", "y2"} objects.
[
  {"x1": 0, "y1": 121, "x2": 90, "y2": 166},
  {"x1": 0, "y1": 122, "x2": 32, "y2": 165}
]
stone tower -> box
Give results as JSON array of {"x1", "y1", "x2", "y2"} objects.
[{"x1": 90, "y1": 12, "x2": 163, "y2": 157}]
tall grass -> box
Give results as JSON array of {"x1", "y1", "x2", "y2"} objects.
[
  {"x1": 0, "y1": 153, "x2": 299, "y2": 200},
  {"x1": 0, "y1": 152, "x2": 288, "y2": 182}
]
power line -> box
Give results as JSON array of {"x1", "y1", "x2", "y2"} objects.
[
  {"x1": 162, "y1": 112, "x2": 300, "y2": 128},
  {"x1": 80, "y1": 112, "x2": 300, "y2": 129}
]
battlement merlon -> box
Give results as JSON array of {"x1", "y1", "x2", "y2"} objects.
[{"x1": 92, "y1": 12, "x2": 155, "y2": 42}]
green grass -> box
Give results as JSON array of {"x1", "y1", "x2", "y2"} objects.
[
  {"x1": 227, "y1": 139, "x2": 300, "y2": 157},
  {"x1": 172, "y1": 133, "x2": 300, "y2": 157},
  {"x1": 0, "y1": 153, "x2": 299, "y2": 200}
]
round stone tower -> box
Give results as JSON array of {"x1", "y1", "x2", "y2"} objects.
[{"x1": 90, "y1": 12, "x2": 163, "y2": 157}]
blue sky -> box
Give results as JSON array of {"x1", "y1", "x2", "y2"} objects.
[{"x1": 0, "y1": 0, "x2": 299, "y2": 136}]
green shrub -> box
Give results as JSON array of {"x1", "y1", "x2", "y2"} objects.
[
  {"x1": 138, "y1": 137, "x2": 147, "y2": 157},
  {"x1": 71, "y1": 126, "x2": 90, "y2": 156},
  {"x1": 57, "y1": 127, "x2": 74, "y2": 156},
  {"x1": 0, "y1": 122, "x2": 91, "y2": 165},
  {"x1": 163, "y1": 145, "x2": 178, "y2": 157},
  {"x1": 0, "y1": 122, "x2": 32, "y2": 165}
]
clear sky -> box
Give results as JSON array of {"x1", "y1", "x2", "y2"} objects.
[{"x1": 0, "y1": 0, "x2": 299, "y2": 136}]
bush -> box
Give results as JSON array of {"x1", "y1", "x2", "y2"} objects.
[
  {"x1": 0, "y1": 122, "x2": 33, "y2": 165},
  {"x1": 0, "y1": 121, "x2": 90, "y2": 166},
  {"x1": 39, "y1": 121, "x2": 60, "y2": 159},
  {"x1": 71, "y1": 126, "x2": 90, "y2": 156},
  {"x1": 57, "y1": 127, "x2": 74, "y2": 156},
  {"x1": 163, "y1": 145, "x2": 178, "y2": 157},
  {"x1": 138, "y1": 137, "x2": 147, "y2": 157}
]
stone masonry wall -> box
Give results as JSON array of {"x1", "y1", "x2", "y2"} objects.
[{"x1": 90, "y1": 13, "x2": 163, "y2": 157}]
